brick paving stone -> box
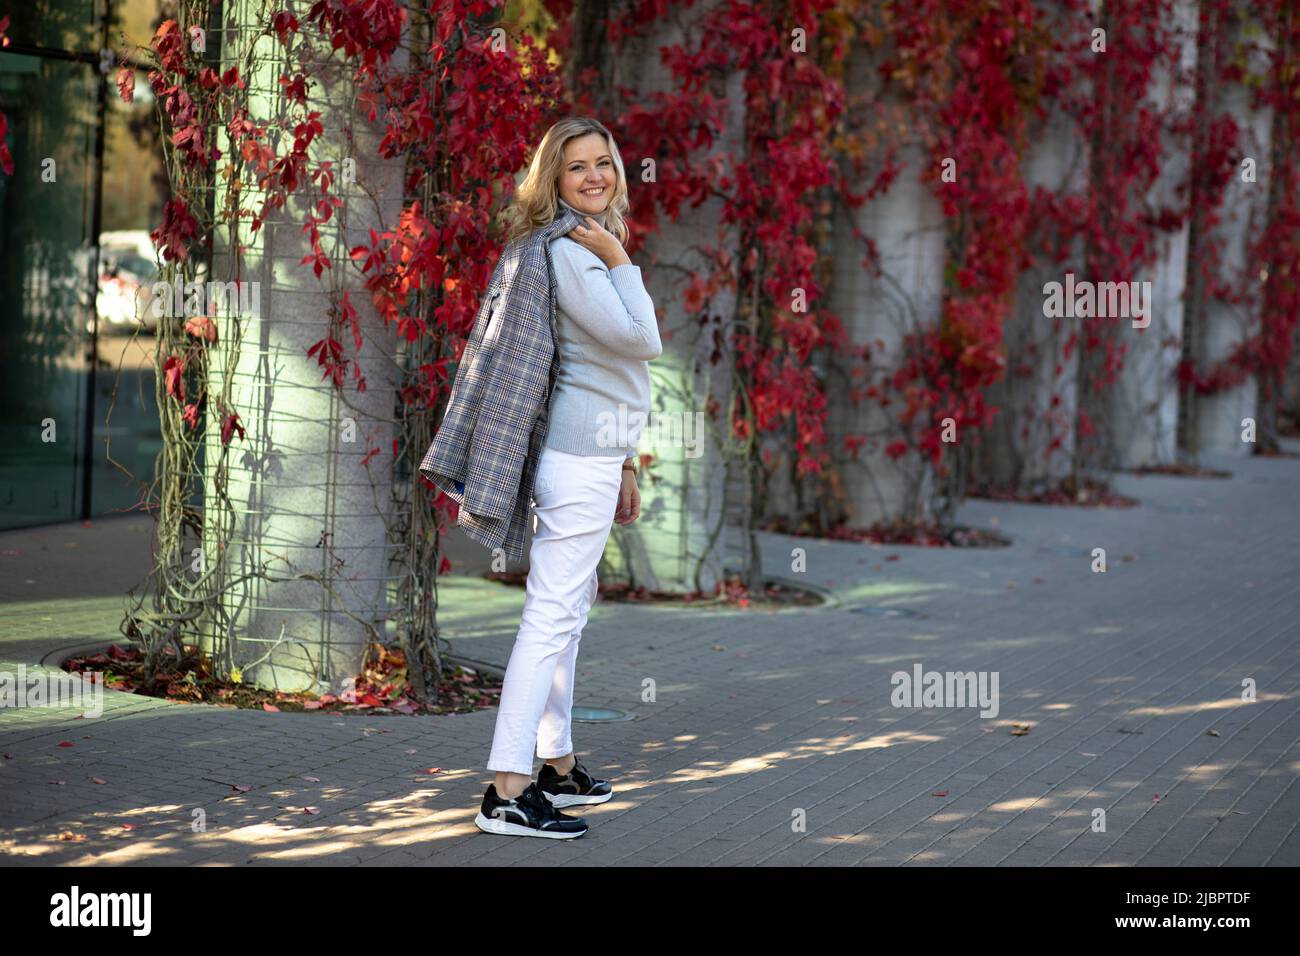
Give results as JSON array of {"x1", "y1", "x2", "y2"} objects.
[{"x1": 2, "y1": 446, "x2": 1298, "y2": 865}]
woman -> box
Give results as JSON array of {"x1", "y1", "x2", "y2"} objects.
[{"x1": 474, "y1": 117, "x2": 662, "y2": 839}]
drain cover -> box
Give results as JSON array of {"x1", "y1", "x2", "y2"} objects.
[
  {"x1": 847, "y1": 606, "x2": 922, "y2": 618},
  {"x1": 572, "y1": 706, "x2": 634, "y2": 722}
]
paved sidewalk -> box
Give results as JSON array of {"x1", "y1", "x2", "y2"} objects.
[{"x1": 1, "y1": 447, "x2": 1297, "y2": 866}]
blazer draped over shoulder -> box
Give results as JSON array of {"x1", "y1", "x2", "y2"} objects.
[{"x1": 419, "y1": 202, "x2": 586, "y2": 562}]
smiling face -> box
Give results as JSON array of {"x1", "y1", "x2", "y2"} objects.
[{"x1": 558, "y1": 132, "x2": 616, "y2": 219}]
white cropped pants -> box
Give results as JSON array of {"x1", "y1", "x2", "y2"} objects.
[{"x1": 486, "y1": 446, "x2": 626, "y2": 775}]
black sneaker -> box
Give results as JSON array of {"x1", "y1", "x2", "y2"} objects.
[
  {"x1": 536, "y1": 756, "x2": 613, "y2": 808},
  {"x1": 474, "y1": 782, "x2": 589, "y2": 839}
]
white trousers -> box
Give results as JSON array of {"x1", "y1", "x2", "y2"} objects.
[{"x1": 486, "y1": 446, "x2": 626, "y2": 775}]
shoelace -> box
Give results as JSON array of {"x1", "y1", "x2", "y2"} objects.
[{"x1": 518, "y1": 783, "x2": 563, "y2": 821}]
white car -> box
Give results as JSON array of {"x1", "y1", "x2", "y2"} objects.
[
  {"x1": 96, "y1": 247, "x2": 160, "y2": 334},
  {"x1": 84, "y1": 231, "x2": 161, "y2": 335}
]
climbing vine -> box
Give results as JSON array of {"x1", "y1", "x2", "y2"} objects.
[
  {"x1": 1177, "y1": 0, "x2": 1300, "y2": 456},
  {"x1": 866, "y1": 0, "x2": 1047, "y2": 523},
  {"x1": 4, "y1": 0, "x2": 1293, "y2": 686},
  {"x1": 115, "y1": 0, "x2": 568, "y2": 701}
]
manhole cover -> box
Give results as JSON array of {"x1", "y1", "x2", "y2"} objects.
[
  {"x1": 572, "y1": 706, "x2": 635, "y2": 722},
  {"x1": 847, "y1": 606, "x2": 923, "y2": 618}
]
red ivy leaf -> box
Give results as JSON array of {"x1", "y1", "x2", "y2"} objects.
[
  {"x1": 115, "y1": 67, "x2": 135, "y2": 103},
  {"x1": 272, "y1": 11, "x2": 300, "y2": 44},
  {"x1": 163, "y1": 355, "x2": 186, "y2": 403},
  {"x1": 151, "y1": 198, "x2": 198, "y2": 263},
  {"x1": 220, "y1": 412, "x2": 245, "y2": 445},
  {"x1": 184, "y1": 315, "x2": 218, "y2": 342}
]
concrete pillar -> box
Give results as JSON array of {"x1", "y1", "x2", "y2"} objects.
[
  {"x1": 1114, "y1": 0, "x2": 1197, "y2": 469},
  {"x1": 599, "y1": 0, "x2": 743, "y2": 595},
  {"x1": 980, "y1": 102, "x2": 1085, "y2": 490},
  {"x1": 1181, "y1": 3, "x2": 1271, "y2": 459},
  {"x1": 824, "y1": 42, "x2": 946, "y2": 527},
  {"x1": 199, "y1": 2, "x2": 405, "y2": 694},
  {"x1": 1194, "y1": 44, "x2": 1270, "y2": 458}
]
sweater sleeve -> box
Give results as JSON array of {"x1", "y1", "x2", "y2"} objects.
[{"x1": 552, "y1": 237, "x2": 663, "y2": 361}]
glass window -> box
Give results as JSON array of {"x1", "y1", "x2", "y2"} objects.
[
  {"x1": 0, "y1": 53, "x2": 98, "y2": 528},
  {"x1": 0, "y1": 1, "x2": 187, "y2": 530},
  {"x1": 4, "y1": 0, "x2": 100, "y2": 57},
  {"x1": 92, "y1": 64, "x2": 165, "y2": 517}
]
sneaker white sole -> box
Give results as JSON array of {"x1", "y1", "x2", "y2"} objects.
[
  {"x1": 473, "y1": 812, "x2": 587, "y2": 838},
  {"x1": 542, "y1": 790, "x2": 613, "y2": 808}
]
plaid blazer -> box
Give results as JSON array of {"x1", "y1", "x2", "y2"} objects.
[{"x1": 419, "y1": 202, "x2": 587, "y2": 562}]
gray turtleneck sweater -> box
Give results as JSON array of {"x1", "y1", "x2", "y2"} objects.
[{"x1": 544, "y1": 197, "x2": 661, "y2": 460}]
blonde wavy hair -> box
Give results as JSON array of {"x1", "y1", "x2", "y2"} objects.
[{"x1": 503, "y1": 116, "x2": 631, "y2": 246}]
